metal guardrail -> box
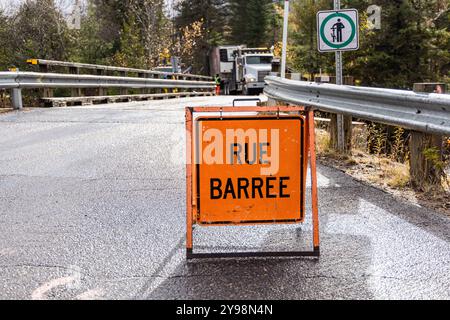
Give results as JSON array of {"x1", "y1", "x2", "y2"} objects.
[
  {"x1": 27, "y1": 59, "x2": 213, "y2": 81},
  {"x1": 0, "y1": 71, "x2": 216, "y2": 109},
  {"x1": 264, "y1": 76, "x2": 450, "y2": 135},
  {"x1": 0, "y1": 73, "x2": 18, "y2": 89},
  {"x1": 1, "y1": 72, "x2": 215, "y2": 89}
]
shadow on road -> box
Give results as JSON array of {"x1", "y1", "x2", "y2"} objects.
[
  {"x1": 143, "y1": 165, "x2": 450, "y2": 300},
  {"x1": 146, "y1": 232, "x2": 374, "y2": 300}
]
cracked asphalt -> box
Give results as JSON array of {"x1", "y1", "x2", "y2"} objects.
[{"x1": 0, "y1": 96, "x2": 449, "y2": 300}]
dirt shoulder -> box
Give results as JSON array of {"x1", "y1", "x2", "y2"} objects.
[{"x1": 316, "y1": 130, "x2": 450, "y2": 217}]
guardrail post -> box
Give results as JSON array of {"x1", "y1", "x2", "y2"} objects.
[
  {"x1": 326, "y1": 76, "x2": 354, "y2": 154},
  {"x1": 69, "y1": 66, "x2": 82, "y2": 97},
  {"x1": 154, "y1": 74, "x2": 162, "y2": 94},
  {"x1": 329, "y1": 115, "x2": 352, "y2": 153},
  {"x1": 120, "y1": 71, "x2": 128, "y2": 95},
  {"x1": 410, "y1": 83, "x2": 446, "y2": 191},
  {"x1": 138, "y1": 73, "x2": 147, "y2": 94},
  {"x1": 173, "y1": 75, "x2": 178, "y2": 94},
  {"x1": 39, "y1": 64, "x2": 54, "y2": 98},
  {"x1": 97, "y1": 69, "x2": 107, "y2": 96},
  {"x1": 11, "y1": 88, "x2": 23, "y2": 110}
]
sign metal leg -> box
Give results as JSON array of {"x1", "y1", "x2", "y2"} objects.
[
  {"x1": 186, "y1": 108, "x2": 194, "y2": 257},
  {"x1": 307, "y1": 110, "x2": 320, "y2": 254}
]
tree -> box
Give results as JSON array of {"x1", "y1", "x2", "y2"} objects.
[
  {"x1": 289, "y1": 0, "x2": 450, "y2": 88},
  {"x1": 74, "y1": 0, "x2": 172, "y2": 69},
  {"x1": 290, "y1": 0, "x2": 333, "y2": 79},
  {"x1": 176, "y1": 19, "x2": 207, "y2": 73},
  {"x1": 0, "y1": 9, "x2": 13, "y2": 70},
  {"x1": 69, "y1": 2, "x2": 115, "y2": 65},
  {"x1": 342, "y1": 0, "x2": 450, "y2": 88},
  {"x1": 10, "y1": 0, "x2": 72, "y2": 68},
  {"x1": 125, "y1": 0, "x2": 172, "y2": 68},
  {"x1": 175, "y1": 0, "x2": 229, "y2": 74},
  {"x1": 228, "y1": 0, "x2": 276, "y2": 47},
  {"x1": 110, "y1": 16, "x2": 146, "y2": 68}
]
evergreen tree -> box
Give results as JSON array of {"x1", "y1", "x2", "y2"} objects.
[
  {"x1": 289, "y1": 0, "x2": 450, "y2": 88},
  {"x1": 175, "y1": 0, "x2": 229, "y2": 74},
  {"x1": 111, "y1": 16, "x2": 146, "y2": 68},
  {"x1": 228, "y1": 0, "x2": 275, "y2": 47},
  {"x1": 0, "y1": 9, "x2": 13, "y2": 70},
  {"x1": 290, "y1": 0, "x2": 333, "y2": 79},
  {"x1": 176, "y1": 0, "x2": 228, "y2": 46},
  {"x1": 70, "y1": 2, "x2": 114, "y2": 65},
  {"x1": 349, "y1": 0, "x2": 450, "y2": 88}
]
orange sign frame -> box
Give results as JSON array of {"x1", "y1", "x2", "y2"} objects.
[
  {"x1": 195, "y1": 116, "x2": 306, "y2": 225},
  {"x1": 186, "y1": 106, "x2": 320, "y2": 259}
]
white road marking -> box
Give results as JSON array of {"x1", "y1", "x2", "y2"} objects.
[
  {"x1": 76, "y1": 288, "x2": 104, "y2": 300},
  {"x1": 31, "y1": 276, "x2": 76, "y2": 300}
]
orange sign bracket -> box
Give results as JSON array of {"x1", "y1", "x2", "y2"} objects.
[{"x1": 185, "y1": 106, "x2": 320, "y2": 259}]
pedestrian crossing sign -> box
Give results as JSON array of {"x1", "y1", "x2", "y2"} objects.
[{"x1": 317, "y1": 9, "x2": 359, "y2": 52}]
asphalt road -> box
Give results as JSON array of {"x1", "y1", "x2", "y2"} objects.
[{"x1": 0, "y1": 96, "x2": 449, "y2": 300}]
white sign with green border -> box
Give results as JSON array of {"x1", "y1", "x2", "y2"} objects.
[{"x1": 317, "y1": 9, "x2": 359, "y2": 52}]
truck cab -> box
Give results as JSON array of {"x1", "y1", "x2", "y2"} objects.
[
  {"x1": 238, "y1": 53, "x2": 273, "y2": 95},
  {"x1": 210, "y1": 46, "x2": 274, "y2": 95}
]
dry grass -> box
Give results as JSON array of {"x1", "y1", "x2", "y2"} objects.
[
  {"x1": 315, "y1": 129, "x2": 331, "y2": 155},
  {"x1": 386, "y1": 165, "x2": 410, "y2": 188},
  {"x1": 316, "y1": 128, "x2": 450, "y2": 217}
]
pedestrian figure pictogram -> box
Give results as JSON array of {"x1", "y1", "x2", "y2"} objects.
[{"x1": 331, "y1": 18, "x2": 345, "y2": 43}]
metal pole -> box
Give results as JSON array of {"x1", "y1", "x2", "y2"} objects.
[
  {"x1": 10, "y1": 68, "x2": 22, "y2": 110},
  {"x1": 11, "y1": 88, "x2": 23, "y2": 110},
  {"x1": 334, "y1": 0, "x2": 343, "y2": 86},
  {"x1": 281, "y1": 0, "x2": 289, "y2": 79},
  {"x1": 334, "y1": 0, "x2": 345, "y2": 152}
]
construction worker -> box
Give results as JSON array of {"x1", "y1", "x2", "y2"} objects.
[{"x1": 214, "y1": 74, "x2": 221, "y2": 96}]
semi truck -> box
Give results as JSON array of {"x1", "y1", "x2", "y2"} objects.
[{"x1": 210, "y1": 45, "x2": 274, "y2": 95}]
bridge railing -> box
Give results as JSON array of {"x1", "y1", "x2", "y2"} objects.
[
  {"x1": 0, "y1": 60, "x2": 215, "y2": 109},
  {"x1": 26, "y1": 59, "x2": 213, "y2": 81}
]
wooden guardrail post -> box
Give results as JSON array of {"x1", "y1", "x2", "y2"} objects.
[
  {"x1": 97, "y1": 69, "x2": 107, "y2": 96},
  {"x1": 154, "y1": 74, "x2": 162, "y2": 94},
  {"x1": 39, "y1": 64, "x2": 54, "y2": 98},
  {"x1": 119, "y1": 71, "x2": 128, "y2": 95},
  {"x1": 173, "y1": 75, "x2": 178, "y2": 94},
  {"x1": 69, "y1": 66, "x2": 82, "y2": 97},
  {"x1": 410, "y1": 83, "x2": 447, "y2": 191},
  {"x1": 329, "y1": 115, "x2": 352, "y2": 153},
  {"x1": 323, "y1": 76, "x2": 354, "y2": 154},
  {"x1": 138, "y1": 73, "x2": 147, "y2": 94}
]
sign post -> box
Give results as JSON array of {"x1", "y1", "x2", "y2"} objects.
[
  {"x1": 185, "y1": 106, "x2": 320, "y2": 259},
  {"x1": 334, "y1": 0, "x2": 344, "y2": 152},
  {"x1": 317, "y1": 6, "x2": 359, "y2": 153},
  {"x1": 281, "y1": 0, "x2": 290, "y2": 79}
]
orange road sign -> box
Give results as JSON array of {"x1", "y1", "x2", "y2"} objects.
[
  {"x1": 185, "y1": 106, "x2": 320, "y2": 259},
  {"x1": 195, "y1": 116, "x2": 306, "y2": 225}
]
